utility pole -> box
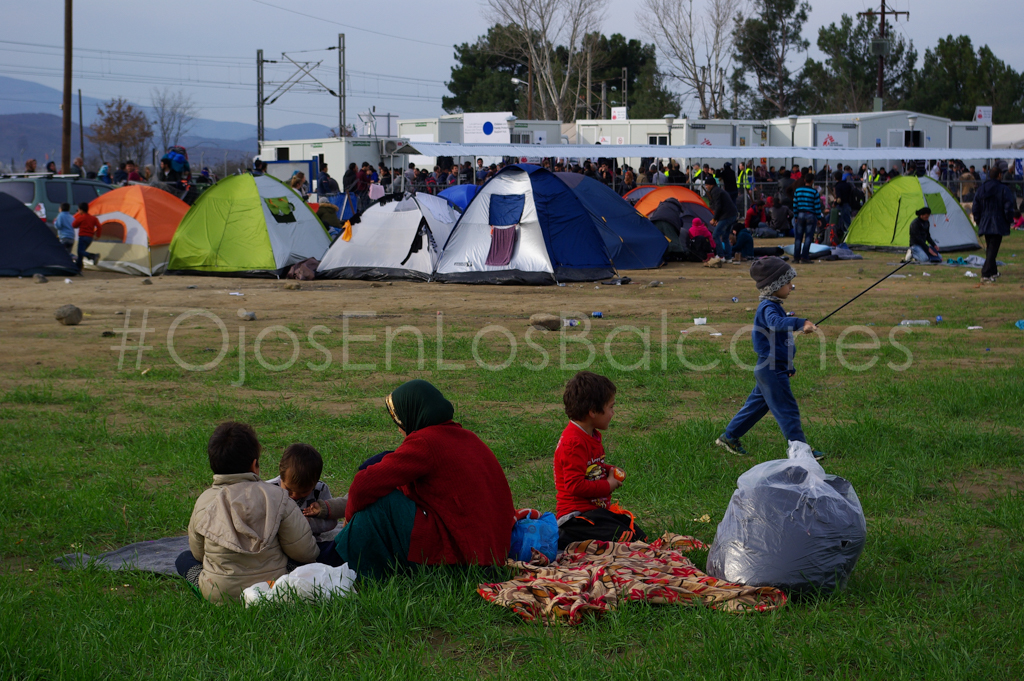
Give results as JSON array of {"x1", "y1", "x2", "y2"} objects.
[
  {"x1": 257, "y1": 49, "x2": 264, "y2": 145},
  {"x1": 586, "y1": 40, "x2": 592, "y2": 120},
  {"x1": 622, "y1": 67, "x2": 627, "y2": 115},
  {"x1": 858, "y1": 1, "x2": 909, "y2": 110},
  {"x1": 78, "y1": 88, "x2": 84, "y2": 162},
  {"x1": 338, "y1": 33, "x2": 345, "y2": 136},
  {"x1": 601, "y1": 81, "x2": 607, "y2": 119},
  {"x1": 61, "y1": 0, "x2": 72, "y2": 173},
  {"x1": 527, "y1": 53, "x2": 533, "y2": 120}
]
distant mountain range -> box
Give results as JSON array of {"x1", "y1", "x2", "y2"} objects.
[{"x1": 0, "y1": 75, "x2": 333, "y2": 170}]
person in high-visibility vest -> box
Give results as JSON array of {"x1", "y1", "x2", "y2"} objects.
[
  {"x1": 738, "y1": 161, "x2": 754, "y2": 211},
  {"x1": 869, "y1": 169, "x2": 883, "y2": 197}
]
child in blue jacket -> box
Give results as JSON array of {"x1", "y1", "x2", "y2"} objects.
[{"x1": 716, "y1": 256, "x2": 824, "y2": 459}]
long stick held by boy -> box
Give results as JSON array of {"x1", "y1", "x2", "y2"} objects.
[{"x1": 716, "y1": 256, "x2": 825, "y2": 460}]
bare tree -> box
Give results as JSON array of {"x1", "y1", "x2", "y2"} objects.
[
  {"x1": 485, "y1": 0, "x2": 608, "y2": 122},
  {"x1": 637, "y1": 0, "x2": 740, "y2": 118},
  {"x1": 88, "y1": 98, "x2": 153, "y2": 165},
  {"x1": 150, "y1": 88, "x2": 198, "y2": 152}
]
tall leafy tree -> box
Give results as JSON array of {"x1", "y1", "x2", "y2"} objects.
[
  {"x1": 629, "y1": 61, "x2": 683, "y2": 119},
  {"x1": 801, "y1": 15, "x2": 917, "y2": 113},
  {"x1": 906, "y1": 35, "x2": 1024, "y2": 123},
  {"x1": 729, "y1": 0, "x2": 810, "y2": 118},
  {"x1": 579, "y1": 33, "x2": 677, "y2": 118},
  {"x1": 443, "y1": 25, "x2": 530, "y2": 114}
]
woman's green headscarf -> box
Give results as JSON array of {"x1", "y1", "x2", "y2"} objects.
[{"x1": 385, "y1": 380, "x2": 454, "y2": 434}]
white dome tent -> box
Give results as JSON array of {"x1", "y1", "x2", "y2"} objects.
[{"x1": 316, "y1": 193, "x2": 458, "y2": 281}]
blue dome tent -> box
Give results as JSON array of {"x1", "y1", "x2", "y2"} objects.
[
  {"x1": 438, "y1": 184, "x2": 479, "y2": 212},
  {"x1": 555, "y1": 172, "x2": 669, "y2": 270},
  {"x1": 433, "y1": 165, "x2": 621, "y2": 284}
]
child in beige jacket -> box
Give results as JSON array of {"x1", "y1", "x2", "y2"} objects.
[{"x1": 176, "y1": 422, "x2": 319, "y2": 603}]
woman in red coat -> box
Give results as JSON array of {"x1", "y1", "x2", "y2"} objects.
[{"x1": 314, "y1": 380, "x2": 514, "y2": 578}]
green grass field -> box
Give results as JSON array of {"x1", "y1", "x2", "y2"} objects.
[{"x1": 1, "y1": 256, "x2": 1023, "y2": 679}]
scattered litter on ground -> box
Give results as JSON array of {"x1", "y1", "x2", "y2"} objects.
[
  {"x1": 694, "y1": 317, "x2": 707, "y2": 325},
  {"x1": 967, "y1": 326, "x2": 983, "y2": 330},
  {"x1": 562, "y1": 319, "x2": 579, "y2": 327},
  {"x1": 114, "y1": 311, "x2": 124, "y2": 315},
  {"x1": 936, "y1": 316, "x2": 943, "y2": 323},
  {"x1": 922, "y1": 272, "x2": 931, "y2": 277},
  {"x1": 709, "y1": 332, "x2": 723, "y2": 337},
  {"x1": 899, "y1": 320, "x2": 930, "y2": 326},
  {"x1": 237, "y1": 309, "x2": 256, "y2": 321},
  {"x1": 1016, "y1": 320, "x2": 1024, "y2": 330},
  {"x1": 186, "y1": 285, "x2": 198, "y2": 289},
  {"x1": 693, "y1": 514, "x2": 711, "y2": 523},
  {"x1": 889, "y1": 274, "x2": 907, "y2": 279},
  {"x1": 141, "y1": 278, "x2": 152, "y2": 285},
  {"x1": 557, "y1": 283, "x2": 566, "y2": 287},
  {"x1": 965, "y1": 271, "x2": 978, "y2": 278},
  {"x1": 64, "y1": 278, "x2": 72, "y2": 284},
  {"x1": 731, "y1": 297, "x2": 739, "y2": 302},
  {"x1": 101, "y1": 331, "x2": 115, "y2": 337},
  {"x1": 229, "y1": 292, "x2": 244, "y2": 296},
  {"x1": 591, "y1": 311, "x2": 603, "y2": 318},
  {"x1": 32, "y1": 274, "x2": 47, "y2": 284}
]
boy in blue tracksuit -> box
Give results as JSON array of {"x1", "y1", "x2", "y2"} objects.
[{"x1": 716, "y1": 256, "x2": 824, "y2": 459}]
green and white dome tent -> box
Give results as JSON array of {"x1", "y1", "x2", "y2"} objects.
[
  {"x1": 846, "y1": 175, "x2": 980, "y2": 252},
  {"x1": 167, "y1": 174, "x2": 330, "y2": 277}
]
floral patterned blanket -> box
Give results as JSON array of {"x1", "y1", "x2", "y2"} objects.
[{"x1": 478, "y1": 533, "x2": 787, "y2": 624}]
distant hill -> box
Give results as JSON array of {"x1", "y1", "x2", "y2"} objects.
[
  {"x1": 0, "y1": 112, "x2": 276, "y2": 173},
  {"x1": 0, "y1": 75, "x2": 333, "y2": 156}
]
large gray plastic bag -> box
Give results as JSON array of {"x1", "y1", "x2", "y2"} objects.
[{"x1": 707, "y1": 451, "x2": 866, "y2": 595}]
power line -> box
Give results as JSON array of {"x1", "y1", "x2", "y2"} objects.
[{"x1": 246, "y1": 0, "x2": 453, "y2": 49}]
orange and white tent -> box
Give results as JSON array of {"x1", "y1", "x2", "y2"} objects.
[{"x1": 84, "y1": 185, "x2": 190, "y2": 275}]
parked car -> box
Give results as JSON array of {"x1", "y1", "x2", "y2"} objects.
[{"x1": 0, "y1": 174, "x2": 112, "y2": 234}]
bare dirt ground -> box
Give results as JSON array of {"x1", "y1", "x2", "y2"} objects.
[{"x1": 0, "y1": 239, "x2": 1021, "y2": 383}]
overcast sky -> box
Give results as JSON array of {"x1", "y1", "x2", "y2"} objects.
[{"x1": 2, "y1": 0, "x2": 1021, "y2": 129}]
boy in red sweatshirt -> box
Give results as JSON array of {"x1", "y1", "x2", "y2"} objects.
[{"x1": 554, "y1": 371, "x2": 647, "y2": 550}]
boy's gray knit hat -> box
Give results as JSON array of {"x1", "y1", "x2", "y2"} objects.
[{"x1": 750, "y1": 256, "x2": 796, "y2": 296}]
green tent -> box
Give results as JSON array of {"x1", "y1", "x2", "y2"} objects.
[
  {"x1": 846, "y1": 175, "x2": 979, "y2": 252},
  {"x1": 168, "y1": 174, "x2": 330, "y2": 277}
]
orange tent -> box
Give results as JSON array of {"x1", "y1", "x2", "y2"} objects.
[
  {"x1": 85, "y1": 185, "x2": 190, "y2": 275},
  {"x1": 625, "y1": 185, "x2": 709, "y2": 217}
]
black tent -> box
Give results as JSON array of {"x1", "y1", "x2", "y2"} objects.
[{"x1": 0, "y1": 192, "x2": 78, "y2": 276}]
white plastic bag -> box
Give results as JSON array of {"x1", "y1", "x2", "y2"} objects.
[{"x1": 242, "y1": 563, "x2": 357, "y2": 606}]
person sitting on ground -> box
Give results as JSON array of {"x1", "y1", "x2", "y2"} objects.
[
  {"x1": 268, "y1": 443, "x2": 341, "y2": 551},
  {"x1": 554, "y1": 371, "x2": 647, "y2": 550},
  {"x1": 687, "y1": 217, "x2": 717, "y2": 262},
  {"x1": 1012, "y1": 210, "x2": 1024, "y2": 230},
  {"x1": 730, "y1": 222, "x2": 785, "y2": 262},
  {"x1": 310, "y1": 380, "x2": 514, "y2": 579},
  {"x1": 315, "y1": 201, "x2": 344, "y2": 239},
  {"x1": 54, "y1": 202, "x2": 75, "y2": 254},
  {"x1": 175, "y1": 422, "x2": 319, "y2": 603},
  {"x1": 909, "y1": 207, "x2": 942, "y2": 264},
  {"x1": 72, "y1": 202, "x2": 101, "y2": 272},
  {"x1": 744, "y1": 198, "x2": 768, "y2": 232}
]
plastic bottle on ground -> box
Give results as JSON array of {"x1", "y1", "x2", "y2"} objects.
[{"x1": 899, "y1": 320, "x2": 931, "y2": 326}]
